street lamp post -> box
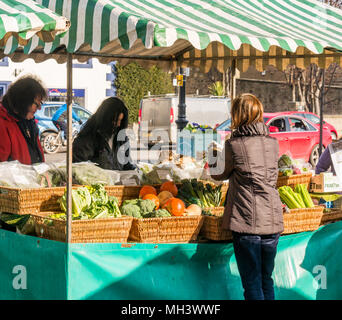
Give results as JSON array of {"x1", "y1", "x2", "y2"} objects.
[{"x1": 175, "y1": 67, "x2": 188, "y2": 131}]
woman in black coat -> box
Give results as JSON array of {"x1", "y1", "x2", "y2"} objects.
[{"x1": 72, "y1": 97, "x2": 136, "y2": 171}]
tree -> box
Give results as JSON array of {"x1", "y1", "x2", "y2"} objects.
[
  {"x1": 114, "y1": 63, "x2": 174, "y2": 124},
  {"x1": 322, "y1": 0, "x2": 342, "y2": 8}
]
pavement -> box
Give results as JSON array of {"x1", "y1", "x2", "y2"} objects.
[{"x1": 44, "y1": 145, "x2": 176, "y2": 165}]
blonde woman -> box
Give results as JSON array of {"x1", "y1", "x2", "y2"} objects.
[{"x1": 208, "y1": 93, "x2": 283, "y2": 300}]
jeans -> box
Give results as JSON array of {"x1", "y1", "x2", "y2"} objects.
[{"x1": 232, "y1": 232, "x2": 280, "y2": 300}]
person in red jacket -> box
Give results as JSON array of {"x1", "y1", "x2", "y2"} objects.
[{"x1": 0, "y1": 75, "x2": 48, "y2": 165}]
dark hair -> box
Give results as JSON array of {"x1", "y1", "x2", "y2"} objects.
[
  {"x1": 79, "y1": 97, "x2": 128, "y2": 138},
  {"x1": 1, "y1": 75, "x2": 47, "y2": 118}
]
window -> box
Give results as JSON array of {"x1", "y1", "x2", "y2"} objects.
[
  {"x1": 305, "y1": 113, "x2": 320, "y2": 125},
  {"x1": 216, "y1": 119, "x2": 231, "y2": 131},
  {"x1": 269, "y1": 118, "x2": 287, "y2": 132},
  {"x1": 74, "y1": 107, "x2": 91, "y2": 121},
  {"x1": 0, "y1": 81, "x2": 10, "y2": 97},
  {"x1": 44, "y1": 106, "x2": 59, "y2": 117},
  {"x1": 289, "y1": 118, "x2": 308, "y2": 132},
  {"x1": 0, "y1": 57, "x2": 9, "y2": 67},
  {"x1": 72, "y1": 59, "x2": 93, "y2": 69}
]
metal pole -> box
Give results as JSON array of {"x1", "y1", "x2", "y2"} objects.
[
  {"x1": 66, "y1": 53, "x2": 73, "y2": 243},
  {"x1": 175, "y1": 67, "x2": 188, "y2": 131},
  {"x1": 230, "y1": 59, "x2": 237, "y2": 101},
  {"x1": 319, "y1": 69, "x2": 325, "y2": 157}
]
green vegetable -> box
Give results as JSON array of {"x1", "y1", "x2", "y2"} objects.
[
  {"x1": 58, "y1": 184, "x2": 121, "y2": 219},
  {"x1": 120, "y1": 203, "x2": 142, "y2": 218},
  {"x1": 59, "y1": 187, "x2": 92, "y2": 216},
  {"x1": 278, "y1": 186, "x2": 302, "y2": 209},
  {"x1": 139, "y1": 199, "x2": 156, "y2": 216},
  {"x1": 177, "y1": 179, "x2": 222, "y2": 208},
  {"x1": 278, "y1": 154, "x2": 293, "y2": 168},
  {"x1": 87, "y1": 184, "x2": 108, "y2": 205},
  {"x1": 120, "y1": 198, "x2": 156, "y2": 218},
  {"x1": 279, "y1": 168, "x2": 293, "y2": 177},
  {"x1": 144, "y1": 209, "x2": 171, "y2": 218},
  {"x1": 295, "y1": 184, "x2": 314, "y2": 208},
  {"x1": 0, "y1": 213, "x2": 30, "y2": 227}
]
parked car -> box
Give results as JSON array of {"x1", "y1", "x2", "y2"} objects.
[
  {"x1": 138, "y1": 94, "x2": 231, "y2": 146},
  {"x1": 216, "y1": 112, "x2": 332, "y2": 166},
  {"x1": 35, "y1": 102, "x2": 92, "y2": 150},
  {"x1": 285, "y1": 111, "x2": 338, "y2": 140}
]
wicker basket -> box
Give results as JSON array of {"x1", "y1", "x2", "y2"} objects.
[
  {"x1": 104, "y1": 185, "x2": 141, "y2": 205},
  {"x1": 33, "y1": 212, "x2": 133, "y2": 243},
  {"x1": 200, "y1": 206, "x2": 232, "y2": 241},
  {"x1": 276, "y1": 172, "x2": 312, "y2": 189},
  {"x1": 0, "y1": 186, "x2": 67, "y2": 215},
  {"x1": 320, "y1": 209, "x2": 342, "y2": 225},
  {"x1": 282, "y1": 206, "x2": 324, "y2": 234},
  {"x1": 129, "y1": 215, "x2": 204, "y2": 243}
]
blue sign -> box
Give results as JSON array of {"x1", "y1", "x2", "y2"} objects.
[{"x1": 48, "y1": 88, "x2": 85, "y2": 97}]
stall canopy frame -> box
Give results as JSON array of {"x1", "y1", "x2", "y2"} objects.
[{"x1": 2, "y1": 0, "x2": 342, "y2": 242}]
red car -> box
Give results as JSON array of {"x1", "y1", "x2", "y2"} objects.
[
  {"x1": 216, "y1": 112, "x2": 332, "y2": 166},
  {"x1": 285, "y1": 111, "x2": 338, "y2": 140}
]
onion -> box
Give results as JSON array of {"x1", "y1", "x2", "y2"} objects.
[{"x1": 185, "y1": 204, "x2": 202, "y2": 216}]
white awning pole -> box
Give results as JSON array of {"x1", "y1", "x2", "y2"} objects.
[{"x1": 66, "y1": 53, "x2": 73, "y2": 243}]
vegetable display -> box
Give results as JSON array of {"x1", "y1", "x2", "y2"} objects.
[
  {"x1": 278, "y1": 184, "x2": 314, "y2": 209},
  {"x1": 278, "y1": 154, "x2": 312, "y2": 176},
  {"x1": 177, "y1": 179, "x2": 222, "y2": 208},
  {"x1": 56, "y1": 184, "x2": 121, "y2": 220}
]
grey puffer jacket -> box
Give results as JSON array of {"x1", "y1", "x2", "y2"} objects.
[{"x1": 209, "y1": 122, "x2": 284, "y2": 235}]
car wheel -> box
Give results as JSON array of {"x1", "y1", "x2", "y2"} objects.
[
  {"x1": 41, "y1": 132, "x2": 61, "y2": 154},
  {"x1": 310, "y1": 144, "x2": 325, "y2": 167},
  {"x1": 331, "y1": 132, "x2": 337, "y2": 140}
]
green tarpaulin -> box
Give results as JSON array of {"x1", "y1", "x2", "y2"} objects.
[{"x1": 1, "y1": 220, "x2": 342, "y2": 300}]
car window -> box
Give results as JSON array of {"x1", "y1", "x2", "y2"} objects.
[
  {"x1": 216, "y1": 119, "x2": 231, "y2": 131},
  {"x1": 305, "y1": 113, "x2": 320, "y2": 125},
  {"x1": 289, "y1": 117, "x2": 308, "y2": 132},
  {"x1": 263, "y1": 117, "x2": 269, "y2": 123},
  {"x1": 303, "y1": 120, "x2": 317, "y2": 131},
  {"x1": 44, "y1": 107, "x2": 50, "y2": 117},
  {"x1": 268, "y1": 117, "x2": 287, "y2": 132},
  {"x1": 74, "y1": 107, "x2": 91, "y2": 121}
]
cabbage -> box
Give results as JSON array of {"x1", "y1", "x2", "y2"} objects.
[
  {"x1": 59, "y1": 187, "x2": 92, "y2": 216},
  {"x1": 278, "y1": 154, "x2": 293, "y2": 168}
]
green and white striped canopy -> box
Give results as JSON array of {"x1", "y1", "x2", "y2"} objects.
[
  {"x1": 3, "y1": 0, "x2": 342, "y2": 71},
  {"x1": 0, "y1": 0, "x2": 70, "y2": 46}
]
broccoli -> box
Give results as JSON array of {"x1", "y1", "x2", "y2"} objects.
[
  {"x1": 139, "y1": 199, "x2": 156, "y2": 216},
  {"x1": 120, "y1": 203, "x2": 142, "y2": 218},
  {"x1": 145, "y1": 209, "x2": 171, "y2": 218},
  {"x1": 122, "y1": 199, "x2": 140, "y2": 206}
]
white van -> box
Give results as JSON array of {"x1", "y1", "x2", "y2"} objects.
[{"x1": 138, "y1": 94, "x2": 231, "y2": 145}]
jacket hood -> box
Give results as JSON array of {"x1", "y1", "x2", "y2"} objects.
[{"x1": 232, "y1": 122, "x2": 269, "y2": 138}]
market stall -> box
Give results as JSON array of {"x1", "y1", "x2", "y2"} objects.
[
  {"x1": 1, "y1": 220, "x2": 342, "y2": 300},
  {"x1": 1, "y1": 0, "x2": 342, "y2": 300}
]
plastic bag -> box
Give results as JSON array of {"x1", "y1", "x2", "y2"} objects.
[{"x1": 0, "y1": 161, "x2": 42, "y2": 188}]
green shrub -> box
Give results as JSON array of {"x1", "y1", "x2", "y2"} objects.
[{"x1": 114, "y1": 63, "x2": 174, "y2": 124}]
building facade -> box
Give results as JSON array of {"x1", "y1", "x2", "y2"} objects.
[{"x1": 0, "y1": 57, "x2": 114, "y2": 113}]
